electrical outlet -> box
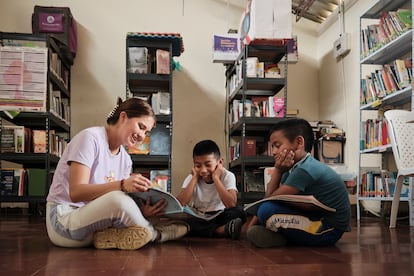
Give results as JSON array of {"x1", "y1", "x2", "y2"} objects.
[{"x1": 333, "y1": 33, "x2": 351, "y2": 58}]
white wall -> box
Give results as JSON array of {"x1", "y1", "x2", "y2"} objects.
[
  {"x1": 0, "y1": 0, "x2": 324, "y2": 195},
  {"x1": 317, "y1": 0, "x2": 373, "y2": 175}
]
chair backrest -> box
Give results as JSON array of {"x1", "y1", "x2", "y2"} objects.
[{"x1": 384, "y1": 109, "x2": 414, "y2": 170}]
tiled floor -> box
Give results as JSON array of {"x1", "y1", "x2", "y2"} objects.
[{"x1": 0, "y1": 214, "x2": 413, "y2": 276}]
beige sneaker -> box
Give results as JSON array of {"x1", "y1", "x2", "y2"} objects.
[
  {"x1": 154, "y1": 220, "x2": 190, "y2": 243},
  {"x1": 93, "y1": 226, "x2": 152, "y2": 250}
]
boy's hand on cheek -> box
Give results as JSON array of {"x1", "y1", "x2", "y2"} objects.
[
  {"x1": 212, "y1": 163, "x2": 224, "y2": 180},
  {"x1": 191, "y1": 167, "x2": 200, "y2": 180},
  {"x1": 275, "y1": 149, "x2": 295, "y2": 172}
]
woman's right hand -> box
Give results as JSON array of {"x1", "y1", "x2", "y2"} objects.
[{"x1": 123, "y1": 173, "x2": 152, "y2": 193}]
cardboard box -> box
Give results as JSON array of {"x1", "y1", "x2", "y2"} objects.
[{"x1": 239, "y1": 0, "x2": 292, "y2": 44}]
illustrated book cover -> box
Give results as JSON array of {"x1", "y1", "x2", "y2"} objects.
[
  {"x1": 129, "y1": 188, "x2": 223, "y2": 221},
  {"x1": 244, "y1": 194, "x2": 336, "y2": 215}
]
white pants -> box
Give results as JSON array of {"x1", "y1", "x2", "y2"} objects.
[{"x1": 46, "y1": 191, "x2": 157, "y2": 248}]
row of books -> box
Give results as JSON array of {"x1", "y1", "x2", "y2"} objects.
[
  {"x1": 127, "y1": 124, "x2": 170, "y2": 155},
  {"x1": 360, "y1": 9, "x2": 412, "y2": 58},
  {"x1": 0, "y1": 46, "x2": 47, "y2": 112},
  {"x1": 360, "y1": 59, "x2": 412, "y2": 105},
  {"x1": 229, "y1": 138, "x2": 272, "y2": 162},
  {"x1": 127, "y1": 47, "x2": 170, "y2": 75},
  {"x1": 0, "y1": 168, "x2": 48, "y2": 197},
  {"x1": 360, "y1": 118, "x2": 390, "y2": 151},
  {"x1": 359, "y1": 171, "x2": 410, "y2": 198},
  {"x1": 228, "y1": 61, "x2": 282, "y2": 97},
  {"x1": 0, "y1": 126, "x2": 68, "y2": 157},
  {"x1": 49, "y1": 52, "x2": 70, "y2": 89},
  {"x1": 230, "y1": 96, "x2": 285, "y2": 124},
  {"x1": 49, "y1": 84, "x2": 70, "y2": 124}
]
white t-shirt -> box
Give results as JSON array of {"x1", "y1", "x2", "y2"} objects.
[
  {"x1": 181, "y1": 169, "x2": 237, "y2": 212},
  {"x1": 46, "y1": 126, "x2": 132, "y2": 207}
]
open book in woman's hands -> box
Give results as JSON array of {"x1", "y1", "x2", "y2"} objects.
[{"x1": 128, "y1": 188, "x2": 223, "y2": 221}]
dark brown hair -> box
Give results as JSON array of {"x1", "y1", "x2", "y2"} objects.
[
  {"x1": 193, "y1": 139, "x2": 221, "y2": 159},
  {"x1": 106, "y1": 97, "x2": 155, "y2": 125},
  {"x1": 270, "y1": 118, "x2": 314, "y2": 152}
]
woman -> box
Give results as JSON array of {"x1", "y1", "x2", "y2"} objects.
[{"x1": 46, "y1": 97, "x2": 189, "y2": 250}]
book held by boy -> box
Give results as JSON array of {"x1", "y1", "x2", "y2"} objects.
[
  {"x1": 244, "y1": 194, "x2": 336, "y2": 215},
  {"x1": 128, "y1": 188, "x2": 223, "y2": 221}
]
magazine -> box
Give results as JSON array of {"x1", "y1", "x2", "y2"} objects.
[
  {"x1": 129, "y1": 188, "x2": 223, "y2": 221},
  {"x1": 244, "y1": 194, "x2": 336, "y2": 215}
]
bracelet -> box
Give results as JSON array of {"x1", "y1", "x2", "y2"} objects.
[{"x1": 120, "y1": 179, "x2": 127, "y2": 193}]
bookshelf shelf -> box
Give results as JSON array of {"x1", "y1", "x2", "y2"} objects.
[
  {"x1": 358, "y1": 196, "x2": 409, "y2": 202},
  {"x1": 0, "y1": 32, "x2": 72, "y2": 202},
  {"x1": 229, "y1": 156, "x2": 275, "y2": 169},
  {"x1": 0, "y1": 153, "x2": 60, "y2": 167},
  {"x1": 360, "y1": 29, "x2": 412, "y2": 64},
  {"x1": 360, "y1": 87, "x2": 412, "y2": 110},
  {"x1": 357, "y1": 0, "x2": 413, "y2": 223},
  {"x1": 226, "y1": 43, "x2": 288, "y2": 204},
  {"x1": 129, "y1": 155, "x2": 169, "y2": 167},
  {"x1": 230, "y1": 117, "x2": 284, "y2": 136},
  {"x1": 127, "y1": 72, "x2": 170, "y2": 93},
  {"x1": 1, "y1": 112, "x2": 70, "y2": 132}
]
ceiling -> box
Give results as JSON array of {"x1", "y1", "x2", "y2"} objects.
[{"x1": 292, "y1": 0, "x2": 340, "y2": 23}]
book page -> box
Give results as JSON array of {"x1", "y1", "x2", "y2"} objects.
[{"x1": 244, "y1": 194, "x2": 336, "y2": 215}]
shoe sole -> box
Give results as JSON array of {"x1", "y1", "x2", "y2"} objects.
[
  {"x1": 94, "y1": 226, "x2": 152, "y2": 250},
  {"x1": 227, "y1": 218, "x2": 243, "y2": 240},
  {"x1": 246, "y1": 225, "x2": 287, "y2": 248}
]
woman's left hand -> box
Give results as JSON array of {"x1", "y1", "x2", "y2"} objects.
[{"x1": 138, "y1": 197, "x2": 167, "y2": 218}]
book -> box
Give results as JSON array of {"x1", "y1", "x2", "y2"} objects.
[
  {"x1": 1, "y1": 169, "x2": 15, "y2": 196},
  {"x1": 150, "y1": 169, "x2": 169, "y2": 192},
  {"x1": 212, "y1": 34, "x2": 240, "y2": 63},
  {"x1": 128, "y1": 188, "x2": 224, "y2": 221},
  {"x1": 127, "y1": 47, "x2": 148, "y2": 73},
  {"x1": 32, "y1": 130, "x2": 47, "y2": 153},
  {"x1": 0, "y1": 125, "x2": 25, "y2": 153},
  {"x1": 151, "y1": 92, "x2": 170, "y2": 115},
  {"x1": 27, "y1": 168, "x2": 47, "y2": 196},
  {"x1": 155, "y1": 49, "x2": 170, "y2": 74},
  {"x1": 244, "y1": 194, "x2": 336, "y2": 215},
  {"x1": 0, "y1": 168, "x2": 25, "y2": 196},
  {"x1": 128, "y1": 135, "x2": 150, "y2": 155},
  {"x1": 149, "y1": 124, "x2": 170, "y2": 155}
]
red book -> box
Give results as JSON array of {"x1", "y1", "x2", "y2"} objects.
[{"x1": 244, "y1": 139, "x2": 256, "y2": 156}]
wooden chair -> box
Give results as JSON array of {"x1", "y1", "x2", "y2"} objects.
[{"x1": 384, "y1": 110, "x2": 414, "y2": 228}]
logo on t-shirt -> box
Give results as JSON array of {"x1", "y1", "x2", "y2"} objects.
[{"x1": 106, "y1": 170, "x2": 115, "y2": 182}]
